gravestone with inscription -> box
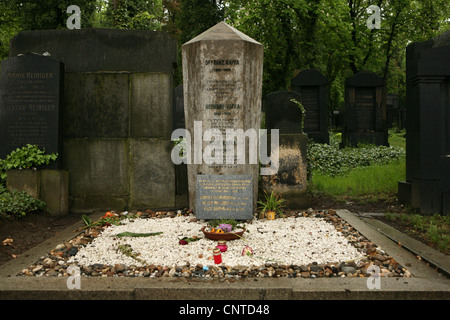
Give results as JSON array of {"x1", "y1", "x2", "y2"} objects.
[
  {"x1": 342, "y1": 70, "x2": 388, "y2": 147},
  {"x1": 0, "y1": 53, "x2": 63, "y2": 168},
  {"x1": 262, "y1": 91, "x2": 309, "y2": 208},
  {"x1": 290, "y1": 69, "x2": 329, "y2": 144},
  {"x1": 182, "y1": 22, "x2": 263, "y2": 219},
  {"x1": 398, "y1": 30, "x2": 450, "y2": 215}
]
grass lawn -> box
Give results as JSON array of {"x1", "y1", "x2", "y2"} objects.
[{"x1": 307, "y1": 129, "x2": 449, "y2": 254}]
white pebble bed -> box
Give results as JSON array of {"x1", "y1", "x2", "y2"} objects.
[{"x1": 69, "y1": 216, "x2": 364, "y2": 268}]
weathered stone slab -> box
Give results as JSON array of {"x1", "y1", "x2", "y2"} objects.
[{"x1": 182, "y1": 22, "x2": 263, "y2": 216}]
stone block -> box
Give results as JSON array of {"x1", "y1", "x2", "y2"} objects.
[
  {"x1": 130, "y1": 73, "x2": 172, "y2": 138},
  {"x1": 10, "y1": 29, "x2": 177, "y2": 73},
  {"x1": 63, "y1": 139, "x2": 130, "y2": 196},
  {"x1": 129, "y1": 139, "x2": 175, "y2": 209},
  {"x1": 6, "y1": 169, "x2": 40, "y2": 199},
  {"x1": 39, "y1": 169, "x2": 69, "y2": 216},
  {"x1": 63, "y1": 73, "x2": 130, "y2": 138}
]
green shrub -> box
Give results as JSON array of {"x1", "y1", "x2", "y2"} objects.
[
  {"x1": 0, "y1": 144, "x2": 58, "y2": 185},
  {"x1": 307, "y1": 134, "x2": 405, "y2": 178},
  {"x1": 0, "y1": 188, "x2": 46, "y2": 221}
]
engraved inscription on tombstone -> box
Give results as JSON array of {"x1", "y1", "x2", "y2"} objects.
[{"x1": 0, "y1": 53, "x2": 63, "y2": 168}]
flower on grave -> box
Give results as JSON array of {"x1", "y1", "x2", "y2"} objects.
[
  {"x1": 218, "y1": 223, "x2": 233, "y2": 233},
  {"x1": 179, "y1": 236, "x2": 200, "y2": 245},
  {"x1": 242, "y1": 246, "x2": 254, "y2": 256}
]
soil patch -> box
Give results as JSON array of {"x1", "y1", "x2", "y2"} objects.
[{"x1": 0, "y1": 212, "x2": 84, "y2": 266}]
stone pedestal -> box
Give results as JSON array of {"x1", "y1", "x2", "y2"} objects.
[{"x1": 7, "y1": 169, "x2": 69, "y2": 216}]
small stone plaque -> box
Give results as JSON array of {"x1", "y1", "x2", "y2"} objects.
[{"x1": 195, "y1": 174, "x2": 253, "y2": 220}]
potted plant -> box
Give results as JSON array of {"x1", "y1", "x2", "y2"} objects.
[{"x1": 258, "y1": 191, "x2": 285, "y2": 220}]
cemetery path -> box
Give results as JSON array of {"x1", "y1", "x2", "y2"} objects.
[{"x1": 0, "y1": 196, "x2": 426, "y2": 267}]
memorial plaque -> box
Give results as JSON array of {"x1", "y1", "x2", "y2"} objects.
[
  {"x1": 0, "y1": 53, "x2": 63, "y2": 168},
  {"x1": 182, "y1": 22, "x2": 263, "y2": 215},
  {"x1": 196, "y1": 175, "x2": 253, "y2": 219}
]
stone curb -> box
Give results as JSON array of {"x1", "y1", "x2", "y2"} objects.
[{"x1": 0, "y1": 210, "x2": 449, "y2": 300}]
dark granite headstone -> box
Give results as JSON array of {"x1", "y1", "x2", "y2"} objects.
[
  {"x1": 0, "y1": 53, "x2": 63, "y2": 168},
  {"x1": 195, "y1": 174, "x2": 253, "y2": 219},
  {"x1": 342, "y1": 70, "x2": 387, "y2": 147},
  {"x1": 386, "y1": 93, "x2": 399, "y2": 128},
  {"x1": 173, "y1": 84, "x2": 185, "y2": 130},
  {"x1": 398, "y1": 30, "x2": 450, "y2": 215},
  {"x1": 291, "y1": 69, "x2": 329, "y2": 143},
  {"x1": 264, "y1": 91, "x2": 304, "y2": 134}
]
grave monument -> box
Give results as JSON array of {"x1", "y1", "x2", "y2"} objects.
[
  {"x1": 342, "y1": 70, "x2": 388, "y2": 147},
  {"x1": 398, "y1": 30, "x2": 450, "y2": 215},
  {"x1": 182, "y1": 22, "x2": 263, "y2": 219},
  {"x1": 262, "y1": 91, "x2": 309, "y2": 208},
  {"x1": 0, "y1": 53, "x2": 63, "y2": 168},
  {"x1": 290, "y1": 69, "x2": 329, "y2": 144}
]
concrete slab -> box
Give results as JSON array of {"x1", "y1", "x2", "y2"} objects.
[{"x1": 0, "y1": 209, "x2": 449, "y2": 300}]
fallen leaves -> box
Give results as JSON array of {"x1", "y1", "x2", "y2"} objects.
[{"x1": 2, "y1": 238, "x2": 13, "y2": 246}]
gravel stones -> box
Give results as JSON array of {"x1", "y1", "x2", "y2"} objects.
[{"x1": 18, "y1": 209, "x2": 411, "y2": 278}]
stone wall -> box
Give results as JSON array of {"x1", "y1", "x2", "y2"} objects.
[{"x1": 9, "y1": 29, "x2": 178, "y2": 213}]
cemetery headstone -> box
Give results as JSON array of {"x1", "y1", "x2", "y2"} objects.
[
  {"x1": 398, "y1": 30, "x2": 450, "y2": 215},
  {"x1": 0, "y1": 53, "x2": 63, "y2": 168},
  {"x1": 182, "y1": 22, "x2": 263, "y2": 219},
  {"x1": 290, "y1": 69, "x2": 329, "y2": 144},
  {"x1": 262, "y1": 91, "x2": 309, "y2": 208},
  {"x1": 342, "y1": 70, "x2": 388, "y2": 147}
]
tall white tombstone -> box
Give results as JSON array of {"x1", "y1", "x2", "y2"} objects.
[{"x1": 182, "y1": 22, "x2": 263, "y2": 219}]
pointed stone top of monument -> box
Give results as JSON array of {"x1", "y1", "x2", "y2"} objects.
[{"x1": 183, "y1": 21, "x2": 261, "y2": 46}]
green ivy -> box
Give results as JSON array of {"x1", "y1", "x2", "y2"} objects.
[
  {"x1": 0, "y1": 189, "x2": 46, "y2": 221},
  {"x1": 307, "y1": 134, "x2": 405, "y2": 179},
  {"x1": 0, "y1": 144, "x2": 58, "y2": 185}
]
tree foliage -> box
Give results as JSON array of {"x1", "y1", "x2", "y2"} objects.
[{"x1": 0, "y1": 0, "x2": 449, "y2": 111}]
